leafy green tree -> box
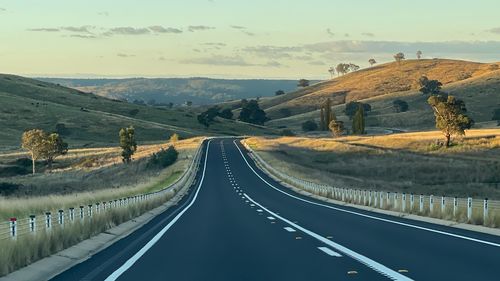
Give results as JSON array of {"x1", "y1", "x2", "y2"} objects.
[
  {"x1": 275, "y1": 90, "x2": 286, "y2": 96},
  {"x1": 416, "y1": 50, "x2": 423, "y2": 59},
  {"x1": 298, "y1": 79, "x2": 310, "y2": 87},
  {"x1": 329, "y1": 120, "x2": 345, "y2": 137},
  {"x1": 349, "y1": 63, "x2": 360, "y2": 72},
  {"x1": 427, "y1": 95, "x2": 474, "y2": 147},
  {"x1": 368, "y1": 58, "x2": 377, "y2": 66},
  {"x1": 43, "y1": 133, "x2": 68, "y2": 169},
  {"x1": 197, "y1": 107, "x2": 220, "y2": 127},
  {"x1": 352, "y1": 105, "x2": 366, "y2": 135},
  {"x1": 148, "y1": 146, "x2": 178, "y2": 168},
  {"x1": 336, "y1": 63, "x2": 350, "y2": 76},
  {"x1": 418, "y1": 76, "x2": 442, "y2": 95},
  {"x1": 186, "y1": 101, "x2": 193, "y2": 107},
  {"x1": 119, "y1": 126, "x2": 137, "y2": 163},
  {"x1": 219, "y1": 108, "x2": 234, "y2": 119},
  {"x1": 394, "y1": 52, "x2": 405, "y2": 64},
  {"x1": 345, "y1": 101, "x2": 371, "y2": 119},
  {"x1": 302, "y1": 120, "x2": 318, "y2": 132},
  {"x1": 392, "y1": 99, "x2": 409, "y2": 113},
  {"x1": 238, "y1": 100, "x2": 269, "y2": 125},
  {"x1": 21, "y1": 129, "x2": 48, "y2": 174}
]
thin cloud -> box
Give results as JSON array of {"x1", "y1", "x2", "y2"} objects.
[
  {"x1": 117, "y1": 53, "x2": 135, "y2": 58},
  {"x1": 230, "y1": 25, "x2": 246, "y2": 30},
  {"x1": 158, "y1": 56, "x2": 166, "y2": 61},
  {"x1": 265, "y1": 60, "x2": 285, "y2": 68},
  {"x1": 28, "y1": 28, "x2": 60, "y2": 32},
  {"x1": 242, "y1": 31, "x2": 256, "y2": 36},
  {"x1": 149, "y1": 26, "x2": 183, "y2": 34},
  {"x1": 105, "y1": 27, "x2": 150, "y2": 36},
  {"x1": 326, "y1": 28, "x2": 335, "y2": 37},
  {"x1": 181, "y1": 55, "x2": 253, "y2": 66},
  {"x1": 61, "y1": 26, "x2": 94, "y2": 33},
  {"x1": 188, "y1": 25, "x2": 215, "y2": 32},
  {"x1": 98, "y1": 11, "x2": 109, "y2": 16},
  {"x1": 242, "y1": 45, "x2": 302, "y2": 59},
  {"x1": 203, "y1": 42, "x2": 227, "y2": 47},
  {"x1": 487, "y1": 27, "x2": 500, "y2": 34},
  {"x1": 68, "y1": 34, "x2": 97, "y2": 39},
  {"x1": 0, "y1": 8, "x2": 6, "y2": 12},
  {"x1": 362, "y1": 32, "x2": 375, "y2": 37},
  {"x1": 308, "y1": 60, "x2": 326, "y2": 66}
]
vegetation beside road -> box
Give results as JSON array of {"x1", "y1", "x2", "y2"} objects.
[{"x1": 245, "y1": 129, "x2": 500, "y2": 199}]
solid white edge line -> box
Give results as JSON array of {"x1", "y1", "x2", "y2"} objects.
[
  {"x1": 104, "y1": 140, "x2": 212, "y2": 281},
  {"x1": 244, "y1": 193, "x2": 411, "y2": 281},
  {"x1": 318, "y1": 247, "x2": 343, "y2": 257},
  {"x1": 233, "y1": 140, "x2": 500, "y2": 248}
]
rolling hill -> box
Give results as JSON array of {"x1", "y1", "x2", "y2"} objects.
[
  {"x1": 0, "y1": 74, "x2": 277, "y2": 150},
  {"x1": 261, "y1": 59, "x2": 500, "y2": 132},
  {"x1": 38, "y1": 77, "x2": 299, "y2": 106}
]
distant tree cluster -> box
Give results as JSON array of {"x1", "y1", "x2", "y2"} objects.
[
  {"x1": 334, "y1": 63, "x2": 360, "y2": 76},
  {"x1": 238, "y1": 99, "x2": 269, "y2": 125},
  {"x1": 302, "y1": 120, "x2": 318, "y2": 132},
  {"x1": 148, "y1": 146, "x2": 178, "y2": 169},
  {"x1": 275, "y1": 90, "x2": 286, "y2": 96},
  {"x1": 392, "y1": 99, "x2": 409, "y2": 113},
  {"x1": 197, "y1": 106, "x2": 234, "y2": 127},
  {"x1": 298, "y1": 79, "x2": 310, "y2": 88},
  {"x1": 344, "y1": 101, "x2": 371, "y2": 119},
  {"x1": 418, "y1": 76, "x2": 443, "y2": 95},
  {"x1": 368, "y1": 58, "x2": 377, "y2": 66},
  {"x1": 21, "y1": 129, "x2": 68, "y2": 174}
]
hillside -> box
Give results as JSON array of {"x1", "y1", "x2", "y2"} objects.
[
  {"x1": 263, "y1": 59, "x2": 500, "y2": 131},
  {"x1": 0, "y1": 74, "x2": 276, "y2": 150},
  {"x1": 39, "y1": 77, "x2": 299, "y2": 106}
]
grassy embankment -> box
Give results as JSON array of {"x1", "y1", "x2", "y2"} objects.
[
  {"x1": 0, "y1": 137, "x2": 203, "y2": 276},
  {"x1": 246, "y1": 129, "x2": 500, "y2": 199}
]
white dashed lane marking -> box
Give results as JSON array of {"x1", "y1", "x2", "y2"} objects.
[
  {"x1": 267, "y1": 216, "x2": 275, "y2": 220},
  {"x1": 318, "y1": 247, "x2": 342, "y2": 257},
  {"x1": 284, "y1": 227, "x2": 296, "y2": 232}
]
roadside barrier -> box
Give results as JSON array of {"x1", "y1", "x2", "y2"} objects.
[
  {"x1": 0, "y1": 141, "x2": 206, "y2": 241},
  {"x1": 242, "y1": 141, "x2": 500, "y2": 228}
]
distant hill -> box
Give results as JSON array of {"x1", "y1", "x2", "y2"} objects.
[
  {"x1": 38, "y1": 77, "x2": 299, "y2": 106},
  {"x1": 258, "y1": 59, "x2": 500, "y2": 131},
  {"x1": 0, "y1": 74, "x2": 277, "y2": 150}
]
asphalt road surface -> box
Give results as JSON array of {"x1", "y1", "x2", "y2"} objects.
[{"x1": 51, "y1": 138, "x2": 500, "y2": 281}]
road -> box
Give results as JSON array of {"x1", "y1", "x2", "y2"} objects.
[{"x1": 51, "y1": 138, "x2": 500, "y2": 281}]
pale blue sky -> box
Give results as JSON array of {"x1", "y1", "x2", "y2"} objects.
[{"x1": 1, "y1": 0, "x2": 500, "y2": 79}]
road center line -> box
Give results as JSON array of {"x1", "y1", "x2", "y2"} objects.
[
  {"x1": 233, "y1": 140, "x2": 500, "y2": 248},
  {"x1": 244, "y1": 193, "x2": 412, "y2": 281},
  {"x1": 318, "y1": 247, "x2": 343, "y2": 257}
]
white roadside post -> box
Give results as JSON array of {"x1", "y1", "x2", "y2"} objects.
[
  {"x1": 429, "y1": 195, "x2": 434, "y2": 214},
  {"x1": 453, "y1": 197, "x2": 458, "y2": 217},
  {"x1": 29, "y1": 215, "x2": 36, "y2": 234},
  {"x1": 96, "y1": 203, "x2": 101, "y2": 214},
  {"x1": 394, "y1": 192, "x2": 398, "y2": 210},
  {"x1": 369, "y1": 191, "x2": 372, "y2": 206},
  {"x1": 79, "y1": 206, "x2": 85, "y2": 221},
  {"x1": 9, "y1": 218, "x2": 17, "y2": 240},
  {"x1": 484, "y1": 198, "x2": 489, "y2": 223},
  {"x1": 467, "y1": 197, "x2": 473, "y2": 221},
  {"x1": 341, "y1": 189, "x2": 345, "y2": 202},
  {"x1": 410, "y1": 193, "x2": 414, "y2": 212},
  {"x1": 419, "y1": 195, "x2": 424, "y2": 213},
  {"x1": 58, "y1": 210, "x2": 64, "y2": 227},
  {"x1": 103, "y1": 202, "x2": 107, "y2": 211},
  {"x1": 402, "y1": 193, "x2": 406, "y2": 212},
  {"x1": 45, "y1": 212, "x2": 52, "y2": 232},
  {"x1": 88, "y1": 204, "x2": 93, "y2": 218},
  {"x1": 69, "y1": 208, "x2": 75, "y2": 222},
  {"x1": 386, "y1": 192, "x2": 390, "y2": 209},
  {"x1": 441, "y1": 196, "x2": 446, "y2": 214},
  {"x1": 379, "y1": 192, "x2": 384, "y2": 209},
  {"x1": 374, "y1": 191, "x2": 378, "y2": 207}
]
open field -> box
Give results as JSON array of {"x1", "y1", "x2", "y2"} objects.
[
  {"x1": 262, "y1": 59, "x2": 500, "y2": 132},
  {"x1": 0, "y1": 137, "x2": 203, "y2": 220},
  {"x1": 246, "y1": 129, "x2": 500, "y2": 199},
  {"x1": 0, "y1": 74, "x2": 276, "y2": 149}
]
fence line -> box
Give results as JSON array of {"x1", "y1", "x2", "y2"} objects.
[
  {"x1": 242, "y1": 141, "x2": 500, "y2": 228},
  {"x1": 0, "y1": 140, "x2": 206, "y2": 241}
]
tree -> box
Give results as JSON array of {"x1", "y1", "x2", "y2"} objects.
[
  {"x1": 394, "y1": 52, "x2": 405, "y2": 64},
  {"x1": 392, "y1": 99, "x2": 409, "y2": 113},
  {"x1": 148, "y1": 146, "x2": 178, "y2": 169},
  {"x1": 492, "y1": 108, "x2": 500, "y2": 126},
  {"x1": 186, "y1": 101, "x2": 193, "y2": 107},
  {"x1": 329, "y1": 120, "x2": 345, "y2": 137},
  {"x1": 416, "y1": 50, "x2": 423, "y2": 59},
  {"x1": 43, "y1": 133, "x2": 68, "y2": 169},
  {"x1": 219, "y1": 108, "x2": 234, "y2": 119},
  {"x1": 427, "y1": 95, "x2": 474, "y2": 147},
  {"x1": 336, "y1": 63, "x2": 350, "y2": 76},
  {"x1": 55, "y1": 123, "x2": 69, "y2": 136},
  {"x1": 238, "y1": 100, "x2": 269, "y2": 125},
  {"x1": 345, "y1": 101, "x2": 371, "y2": 119},
  {"x1": 302, "y1": 120, "x2": 318, "y2": 132},
  {"x1": 349, "y1": 63, "x2": 360, "y2": 72},
  {"x1": 418, "y1": 76, "x2": 442, "y2": 95},
  {"x1": 298, "y1": 79, "x2": 310, "y2": 88},
  {"x1": 119, "y1": 126, "x2": 137, "y2": 163},
  {"x1": 275, "y1": 90, "x2": 286, "y2": 96},
  {"x1": 280, "y1": 129, "x2": 295, "y2": 136},
  {"x1": 167, "y1": 102, "x2": 174, "y2": 109},
  {"x1": 368, "y1": 58, "x2": 377, "y2": 66},
  {"x1": 352, "y1": 105, "x2": 366, "y2": 135},
  {"x1": 328, "y1": 67, "x2": 335, "y2": 78},
  {"x1": 319, "y1": 98, "x2": 335, "y2": 131},
  {"x1": 21, "y1": 129, "x2": 49, "y2": 175},
  {"x1": 197, "y1": 107, "x2": 220, "y2": 127}
]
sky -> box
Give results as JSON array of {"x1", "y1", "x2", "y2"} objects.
[{"x1": 1, "y1": 0, "x2": 500, "y2": 79}]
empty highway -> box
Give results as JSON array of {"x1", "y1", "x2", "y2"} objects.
[{"x1": 51, "y1": 138, "x2": 500, "y2": 281}]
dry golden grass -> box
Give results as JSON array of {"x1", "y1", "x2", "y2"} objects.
[
  {"x1": 246, "y1": 129, "x2": 500, "y2": 199},
  {"x1": 262, "y1": 59, "x2": 500, "y2": 118},
  {"x1": 0, "y1": 137, "x2": 203, "y2": 220}
]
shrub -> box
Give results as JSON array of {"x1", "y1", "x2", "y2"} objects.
[
  {"x1": 128, "y1": 109, "x2": 140, "y2": 117},
  {"x1": 280, "y1": 129, "x2": 295, "y2": 136},
  {"x1": 0, "y1": 183, "x2": 23, "y2": 196},
  {"x1": 302, "y1": 120, "x2": 318, "y2": 132},
  {"x1": 148, "y1": 146, "x2": 178, "y2": 168}
]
